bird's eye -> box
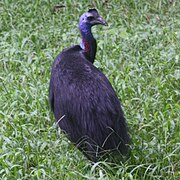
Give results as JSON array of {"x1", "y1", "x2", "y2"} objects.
[{"x1": 87, "y1": 16, "x2": 94, "y2": 21}]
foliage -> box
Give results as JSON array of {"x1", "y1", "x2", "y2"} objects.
[{"x1": 0, "y1": 0, "x2": 179, "y2": 179}]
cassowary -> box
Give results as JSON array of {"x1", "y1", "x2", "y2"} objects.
[{"x1": 49, "y1": 9, "x2": 130, "y2": 162}]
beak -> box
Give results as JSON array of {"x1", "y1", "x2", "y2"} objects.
[{"x1": 96, "y1": 16, "x2": 108, "y2": 26}]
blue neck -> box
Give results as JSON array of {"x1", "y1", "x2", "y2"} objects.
[
  {"x1": 79, "y1": 23, "x2": 94, "y2": 42},
  {"x1": 79, "y1": 23, "x2": 97, "y2": 63}
]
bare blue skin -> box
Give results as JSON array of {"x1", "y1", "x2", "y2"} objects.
[{"x1": 79, "y1": 9, "x2": 107, "y2": 63}]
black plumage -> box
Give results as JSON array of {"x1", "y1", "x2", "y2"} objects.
[{"x1": 49, "y1": 9, "x2": 130, "y2": 162}]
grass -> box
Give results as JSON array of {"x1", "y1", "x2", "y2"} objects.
[{"x1": 0, "y1": 0, "x2": 179, "y2": 179}]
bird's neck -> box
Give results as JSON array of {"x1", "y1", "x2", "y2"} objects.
[{"x1": 79, "y1": 24, "x2": 97, "y2": 63}]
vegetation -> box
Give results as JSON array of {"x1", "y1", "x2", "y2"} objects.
[{"x1": 0, "y1": 0, "x2": 179, "y2": 179}]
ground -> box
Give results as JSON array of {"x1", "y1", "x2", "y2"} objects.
[{"x1": 0, "y1": 0, "x2": 179, "y2": 179}]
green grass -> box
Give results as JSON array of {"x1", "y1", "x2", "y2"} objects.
[{"x1": 0, "y1": 0, "x2": 179, "y2": 179}]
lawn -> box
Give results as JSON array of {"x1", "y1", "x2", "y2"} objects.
[{"x1": 0, "y1": 0, "x2": 179, "y2": 179}]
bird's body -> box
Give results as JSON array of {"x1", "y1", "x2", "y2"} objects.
[{"x1": 49, "y1": 9, "x2": 130, "y2": 161}]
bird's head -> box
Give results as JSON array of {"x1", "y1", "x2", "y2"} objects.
[{"x1": 79, "y1": 9, "x2": 108, "y2": 28}]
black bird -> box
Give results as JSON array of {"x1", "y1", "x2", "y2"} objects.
[{"x1": 49, "y1": 9, "x2": 130, "y2": 162}]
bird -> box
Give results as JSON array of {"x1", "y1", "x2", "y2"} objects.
[{"x1": 49, "y1": 8, "x2": 130, "y2": 162}]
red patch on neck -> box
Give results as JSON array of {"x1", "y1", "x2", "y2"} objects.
[{"x1": 83, "y1": 39, "x2": 91, "y2": 53}]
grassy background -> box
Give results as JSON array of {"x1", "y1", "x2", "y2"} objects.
[{"x1": 0, "y1": 0, "x2": 179, "y2": 179}]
